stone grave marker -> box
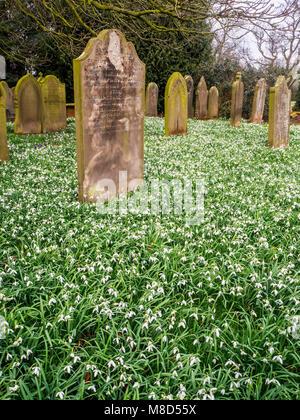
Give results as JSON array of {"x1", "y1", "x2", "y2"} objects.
[
  {"x1": 230, "y1": 72, "x2": 244, "y2": 127},
  {"x1": 184, "y1": 75, "x2": 194, "y2": 119},
  {"x1": 0, "y1": 56, "x2": 6, "y2": 80},
  {"x1": 208, "y1": 86, "x2": 219, "y2": 119},
  {"x1": 0, "y1": 81, "x2": 15, "y2": 121},
  {"x1": 40, "y1": 75, "x2": 67, "y2": 132},
  {"x1": 195, "y1": 76, "x2": 208, "y2": 120},
  {"x1": 165, "y1": 72, "x2": 188, "y2": 136},
  {"x1": 145, "y1": 82, "x2": 158, "y2": 117},
  {"x1": 251, "y1": 78, "x2": 267, "y2": 123},
  {"x1": 74, "y1": 29, "x2": 145, "y2": 203},
  {"x1": 268, "y1": 76, "x2": 291, "y2": 149},
  {"x1": 0, "y1": 83, "x2": 9, "y2": 162},
  {"x1": 14, "y1": 74, "x2": 42, "y2": 134}
]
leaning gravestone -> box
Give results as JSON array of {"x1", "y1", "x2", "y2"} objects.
[
  {"x1": 145, "y1": 82, "x2": 158, "y2": 117},
  {"x1": 230, "y1": 72, "x2": 244, "y2": 127},
  {"x1": 184, "y1": 75, "x2": 194, "y2": 119},
  {"x1": 74, "y1": 29, "x2": 145, "y2": 203},
  {"x1": 251, "y1": 78, "x2": 267, "y2": 123},
  {"x1": 0, "y1": 84, "x2": 9, "y2": 162},
  {"x1": 195, "y1": 76, "x2": 208, "y2": 120},
  {"x1": 40, "y1": 75, "x2": 67, "y2": 132},
  {"x1": 268, "y1": 76, "x2": 291, "y2": 149},
  {"x1": 14, "y1": 74, "x2": 42, "y2": 134},
  {"x1": 208, "y1": 86, "x2": 219, "y2": 119},
  {"x1": 165, "y1": 72, "x2": 188, "y2": 136},
  {"x1": 0, "y1": 81, "x2": 15, "y2": 121}
]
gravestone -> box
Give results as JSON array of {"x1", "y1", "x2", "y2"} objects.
[
  {"x1": 0, "y1": 81, "x2": 15, "y2": 121},
  {"x1": 0, "y1": 84, "x2": 9, "y2": 162},
  {"x1": 145, "y1": 82, "x2": 158, "y2": 117},
  {"x1": 14, "y1": 74, "x2": 42, "y2": 134},
  {"x1": 251, "y1": 78, "x2": 267, "y2": 123},
  {"x1": 230, "y1": 72, "x2": 244, "y2": 127},
  {"x1": 184, "y1": 75, "x2": 194, "y2": 119},
  {"x1": 0, "y1": 56, "x2": 6, "y2": 80},
  {"x1": 165, "y1": 72, "x2": 188, "y2": 137},
  {"x1": 268, "y1": 76, "x2": 291, "y2": 149},
  {"x1": 195, "y1": 76, "x2": 208, "y2": 120},
  {"x1": 208, "y1": 86, "x2": 219, "y2": 119},
  {"x1": 74, "y1": 29, "x2": 145, "y2": 203},
  {"x1": 40, "y1": 75, "x2": 67, "y2": 132}
]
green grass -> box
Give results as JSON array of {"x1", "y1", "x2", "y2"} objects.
[{"x1": 0, "y1": 118, "x2": 299, "y2": 400}]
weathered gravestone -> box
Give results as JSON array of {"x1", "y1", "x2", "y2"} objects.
[
  {"x1": 165, "y1": 72, "x2": 188, "y2": 137},
  {"x1": 230, "y1": 72, "x2": 244, "y2": 127},
  {"x1": 0, "y1": 56, "x2": 6, "y2": 80},
  {"x1": 208, "y1": 86, "x2": 219, "y2": 119},
  {"x1": 0, "y1": 81, "x2": 15, "y2": 121},
  {"x1": 184, "y1": 75, "x2": 194, "y2": 119},
  {"x1": 74, "y1": 29, "x2": 145, "y2": 203},
  {"x1": 40, "y1": 75, "x2": 67, "y2": 132},
  {"x1": 0, "y1": 84, "x2": 9, "y2": 162},
  {"x1": 14, "y1": 74, "x2": 42, "y2": 134},
  {"x1": 268, "y1": 76, "x2": 291, "y2": 149},
  {"x1": 195, "y1": 76, "x2": 208, "y2": 120},
  {"x1": 145, "y1": 82, "x2": 158, "y2": 117},
  {"x1": 251, "y1": 78, "x2": 267, "y2": 123}
]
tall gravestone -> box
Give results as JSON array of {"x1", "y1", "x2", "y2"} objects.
[
  {"x1": 0, "y1": 81, "x2": 15, "y2": 121},
  {"x1": 0, "y1": 56, "x2": 6, "y2": 80},
  {"x1": 184, "y1": 75, "x2": 194, "y2": 119},
  {"x1": 195, "y1": 76, "x2": 208, "y2": 120},
  {"x1": 74, "y1": 29, "x2": 145, "y2": 203},
  {"x1": 208, "y1": 86, "x2": 219, "y2": 119},
  {"x1": 14, "y1": 74, "x2": 42, "y2": 134},
  {"x1": 230, "y1": 72, "x2": 244, "y2": 127},
  {"x1": 268, "y1": 76, "x2": 291, "y2": 149},
  {"x1": 0, "y1": 84, "x2": 9, "y2": 162},
  {"x1": 145, "y1": 82, "x2": 158, "y2": 117},
  {"x1": 40, "y1": 75, "x2": 67, "y2": 132},
  {"x1": 165, "y1": 72, "x2": 188, "y2": 137},
  {"x1": 251, "y1": 78, "x2": 267, "y2": 123}
]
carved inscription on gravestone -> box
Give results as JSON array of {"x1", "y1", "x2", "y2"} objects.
[
  {"x1": 268, "y1": 76, "x2": 291, "y2": 149},
  {"x1": 165, "y1": 72, "x2": 188, "y2": 137},
  {"x1": 40, "y1": 75, "x2": 67, "y2": 133},
  {"x1": 145, "y1": 82, "x2": 158, "y2": 117},
  {"x1": 0, "y1": 83, "x2": 9, "y2": 162},
  {"x1": 74, "y1": 29, "x2": 145, "y2": 202},
  {"x1": 251, "y1": 78, "x2": 267, "y2": 123},
  {"x1": 14, "y1": 74, "x2": 42, "y2": 134},
  {"x1": 184, "y1": 75, "x2": 194, "y2": 119}
]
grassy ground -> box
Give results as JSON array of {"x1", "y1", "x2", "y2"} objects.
[{"x1": 0, "y1": 118, "x2": 299, "y2": 400}]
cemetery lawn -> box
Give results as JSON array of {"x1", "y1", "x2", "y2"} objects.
[{"x1": 0, "y1": 118, "x2": 299, "y2": 401}]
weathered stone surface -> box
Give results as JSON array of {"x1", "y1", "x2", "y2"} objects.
[
  {"x1": 14, "y1": 74, "x2": 42, "y2": 134},
  {"x1": 268, "y1": 76, "x2": 291, "y2": 149},
  {"x1": 145, "y1": 82, "x2": 158, "y2": 117},
  {"x1": 40, "y1": 75, "x2": 67, "y2": 132},
  {"x1": 208, "y1": 86, "x2": 219, "y2": 119},
  {"x1": 184, "y1": 75, "x2": 194, "y2": 119},
  {"x1": 0, "y1": 56, "x2": 6, "y2": 80},
  {"x1": 165, "y1": 72, "x2": 188, "y2": 137},
  {"x1": 74, "y1": 29, "x2": 145, "y2": 203},
  {"x1": 0, "y1": 83, "x2": 9, "y2": 162},
  {"x1": 195, "y1": 76, "x2": 208, "y2": 120},
  {"x1": 0, "y1": 81, "x2": 15, "y2": 121},
  {"x1": 230, "y1": 72, "x2": 244, "y2": 127},
  {"x1": 251, "y1": 78, "x2": 267, "y2": 123}
]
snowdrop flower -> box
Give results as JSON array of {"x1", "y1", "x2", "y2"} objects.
[{"x1": 56, "y1": 391, "x2": 65, "y2": 400}]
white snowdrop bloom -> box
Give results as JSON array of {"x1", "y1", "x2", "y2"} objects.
[
  {"x1": 9, "y1": 385, "x2": 19, "y2": 392},
  {"x1": 266, "y1": 378, "x2": 281, "y2": 386},
  {"x1": 64, "y1": 365, "x2": 72, "y2": 374},
  {"x1": 146, "y1": 341, "x2": 154, "y2": 352},
  {"x1": 13, "y1": 337, "x2": 22, "y2": 347},
  {"x1": 272, "y1": 355, "x2": 283, "y2": 364},
  {"x1": 203, "y1": 376, "x2": 211, "y2": 385},
  {"x1": 133, "y1": 382, "x2": 140, "y2": 389},
  {"x1": 56, "y1": 391, "x2": 65, "y2": 400},
  {"x1": 32, "y1": 367, "x2": 40, "y2": 376},
  {"x1": 48, "y1": 298, "x2": 57, "y2": 306},
  {"x1": 108, "y1": 360, "x2": 116, "y2": 369}
]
